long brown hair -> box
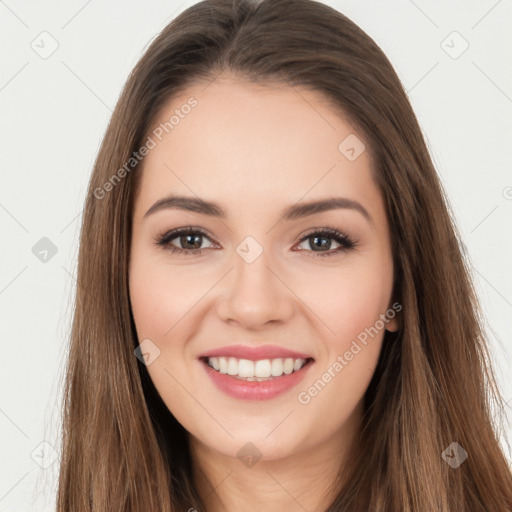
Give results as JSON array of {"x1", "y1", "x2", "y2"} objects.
[{"x1": 57, "y1": 0, "x2": 512, "y2": 510}]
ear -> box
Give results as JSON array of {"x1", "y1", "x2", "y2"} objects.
[{"x1": 384, "y1": 300, "x2": 402, "y2": 333}]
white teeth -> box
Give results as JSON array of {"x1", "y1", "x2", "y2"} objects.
[
  {"x1": 238, "y1": 359, "x2": 254, "y2": 377},
  {"x1": 227, "y1": 357, "x2": 238, "y2": 375},
  {"x1": 283, "y1": 358, "x2": 294, "y2": 375},
  {"x1": 206, "y1": 356, "x2": 308, "y2": 378},
  {"x1": 293, "y1": 359, "x2": 303, "y2": 371},
  {"x1": 271, "y1": 358, "x2": 283, "y2": 377},
  {"x1": 254, "y1": 359, "x2": 271, "y2": 378}
]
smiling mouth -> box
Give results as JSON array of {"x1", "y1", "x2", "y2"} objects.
[{"x1": 200, "y1": 356, "x2": 314, "y2": 381}]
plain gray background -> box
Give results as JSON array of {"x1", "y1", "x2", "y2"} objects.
[{"x1": 1, "y1": 0, "x2": 511, "y2": 510}]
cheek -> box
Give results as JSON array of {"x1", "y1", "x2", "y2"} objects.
[
  {"x1": 128, "y1": 258, "x2": 205, "y2": 422},
  {"x1": 300, "y1": 262, "x2": 393, "y2": 350},
  {"x1": 129, "y1": 255, "x2": 205, "y2": 339},
  {"x1": 296, "y1": 261, "x2": 392, "y2": 413},
  {"x1": 294, "y1": 262, "x2": 392, "y2": 408}
]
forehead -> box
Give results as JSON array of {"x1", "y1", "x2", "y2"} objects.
[{"x1": 135, "y1": 77, "x2": 383, "y2": 221}]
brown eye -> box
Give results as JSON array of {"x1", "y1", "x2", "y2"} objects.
[
  {"x1": 176, "y1": 233, "x2": 204, "y2": 250},
  {"x1": 154, "y1": 227, "x2": 215, "y2": 255}
]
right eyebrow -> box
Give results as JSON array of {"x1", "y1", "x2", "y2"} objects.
[{"x1": 144, "y1": 195, "x2": 226, "y2": 219}]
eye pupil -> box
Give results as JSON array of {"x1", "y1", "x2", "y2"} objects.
[{"x1": 311, "y1": 236, "x2": 331, "y2": 251}]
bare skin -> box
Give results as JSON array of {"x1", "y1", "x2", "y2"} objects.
[{"x1": 129, "y1": 75, "x2": 399, "y2": 512}]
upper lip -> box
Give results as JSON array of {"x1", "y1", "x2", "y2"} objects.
[{"x1": 198, "y1": 344, "x2": 314, "y2": 361}]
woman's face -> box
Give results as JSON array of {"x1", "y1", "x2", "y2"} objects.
[{"x1": 129, "y1": 77, "x2": 398, "y2": 463}]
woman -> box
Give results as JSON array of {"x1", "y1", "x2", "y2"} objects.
[{"x1": 57, "y1": 0, "x2": 512, "y2": 510}]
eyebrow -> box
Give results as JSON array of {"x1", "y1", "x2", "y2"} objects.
[{"x1": 143, "y1": 194, "x2": 372, "y2": 224}]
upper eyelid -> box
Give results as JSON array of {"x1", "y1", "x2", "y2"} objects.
[
  {"x1": 166, "y1": 227, "x2": 215, "y2": 242},
  {"x1": 160, "y1": 226, "x2": 350, "y2": 240}
]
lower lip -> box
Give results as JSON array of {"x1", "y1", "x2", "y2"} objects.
[{"x1": 200, "y1": 359, "x2": 314, "y2": 401}]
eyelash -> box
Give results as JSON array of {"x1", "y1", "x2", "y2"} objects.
[{"x1": 153, "y1": 225, "x2": 358, "y2": 258}]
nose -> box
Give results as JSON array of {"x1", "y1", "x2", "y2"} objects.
[{"x1": 216, "y1": 246, "x2": 295, "y2": 329}]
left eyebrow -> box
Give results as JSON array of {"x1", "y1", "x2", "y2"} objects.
[
  {"x1": 143, "y1": 194, "x2": 373, "y2": 224},
  {"x1": 281, "y1": 197, "x2": 373, "y2": 224}
]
